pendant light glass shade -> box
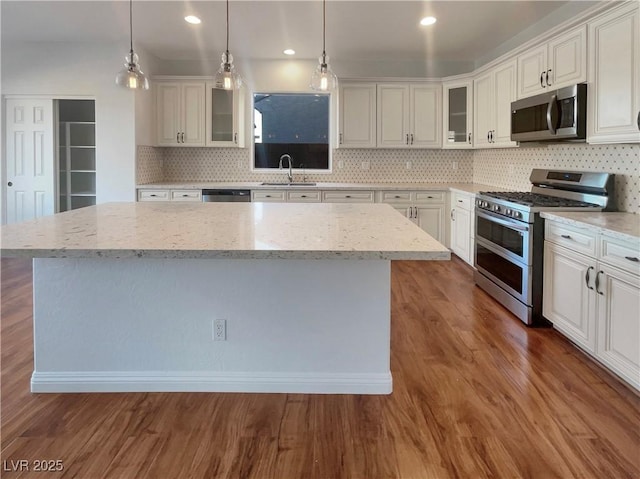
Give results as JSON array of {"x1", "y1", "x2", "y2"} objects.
[
  {"x1": 310, "y1": 0, "x2": 337, "y2": 91},
  {"x1": 116, "y1": 0, "x2": 149, "y2": 90},
  {"x1": 214, "y1": 0, "x2": 242, "y2": 90}
]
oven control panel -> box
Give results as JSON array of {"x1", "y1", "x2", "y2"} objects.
[{"x1": 476, "y1": 198, "x2": 528, "y2": 222}]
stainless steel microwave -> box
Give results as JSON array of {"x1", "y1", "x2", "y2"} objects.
[{"x1": 511, "y1": 83, "x2": 587, "y2": 142}]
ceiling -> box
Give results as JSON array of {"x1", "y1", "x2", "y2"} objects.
[{"x1": 1, "y1": 1, "x2": 601, "y2": 69}]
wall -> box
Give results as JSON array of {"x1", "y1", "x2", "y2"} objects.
[
  {"x1": 1, "y1": 41, "x2": 159, "y2": 205},
  {"x1": 473, "y1": 144, "x2": 640, "y2": 213}
]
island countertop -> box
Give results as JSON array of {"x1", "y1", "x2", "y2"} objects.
[{"x1": 0, "y1": 202, "x2": 451, "y2": 261}]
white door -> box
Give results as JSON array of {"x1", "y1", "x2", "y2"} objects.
[
  {"x1": 493, "y1": 59, "x2": 518, "y2": 147},
  {"x1": 339, "y1": 83, "x2": 377, "y2": 148},
  {"x1": 411, "y1": 85, "x2": 442, "y2": 148},
  {"x1": 377, "y1": 84, "x2": 409, "y2": 148},
  {"x1": 416, "y1": 206, "x2": 444, "y2": 243},
  {"x1": 155, "y1": 82, "x2": 181, "y2": 146},
  {"x1": 517, "y1": 44, "x2": 548, "y2": 98},
  {"x1": 5, "y1": 98, "x2": 54, "y2": 224},
  {"x1": 548, "y1": 25, "x2": 587, "y2": 90},
  {"x1": 473, "y1": 72, "x2": 493, "y2": 148}
]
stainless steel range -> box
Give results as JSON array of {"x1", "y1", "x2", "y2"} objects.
[{"x1": 474, "y1": 169, "x2": 616, "y2": 326}]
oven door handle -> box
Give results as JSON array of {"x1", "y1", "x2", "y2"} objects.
[{"x1": 476, "y1": 209, "x2": 529, "y2": 233}]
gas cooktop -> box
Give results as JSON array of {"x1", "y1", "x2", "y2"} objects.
[{"x1": 480, "y1": 191, "x2": 599, "y2": 208}]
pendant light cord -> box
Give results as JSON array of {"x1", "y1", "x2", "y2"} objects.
[
  {"x1": 322, "y1": 0, "x2": 326, "y2": 57},
  {"x1": 225, "y1": 0, "x2": 230, "y2": 58},
  {"x1": 129, "y1": 0, "x2": 134, "y2": 55}
]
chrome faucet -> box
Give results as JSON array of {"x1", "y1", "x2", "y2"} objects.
[{"x1": 279, "y1": 154, "x2": 294, "y2": 183}]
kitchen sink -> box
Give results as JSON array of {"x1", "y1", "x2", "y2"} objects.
[{"x1": 260, "y1": 182, "x2": 317, "y2": 186}]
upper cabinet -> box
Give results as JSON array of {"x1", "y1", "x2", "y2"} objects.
[
  {"x1": 473, "y1": 59, "x2": 518, "y2": 148},
  {"x1": 588, "y1": 2, "x2": 640, "y2": 144},
  {"x1": 517, "y1": 25, "x2": 587, "y2": 98},
  {"x1": 442, "y1": 78, "x2": 473, "y2": 149},
  {"x1": 376, "y1": 84, "x2": 441, "y2": 148},
  {"x1": 205, "y1": 81, "x2": 245, "y2": 147},
  {"x1": 338, "y1": 83, "x2": 377, "y2": 148},
  {"x1": 155, "y1": 81, "x2": 206, "y2": 146}
]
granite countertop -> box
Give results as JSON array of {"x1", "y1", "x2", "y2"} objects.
[
  {"x1": 0, "y1": 202, "x2": 451, "y2": 261},
  {"x1": 541, "y1": 212, "x2": 640, "y2": 242},
  {"x1": 136, "y1": 181, "x2": 500, "y2": 195}
]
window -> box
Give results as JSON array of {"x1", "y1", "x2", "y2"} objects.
[{"x1": 253, "y1": 93, "x2": 330, "y2": 171}]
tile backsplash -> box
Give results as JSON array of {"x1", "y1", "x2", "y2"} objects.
[{"x1": 137, "y1": 143, "x2": 639, "y2": 213}]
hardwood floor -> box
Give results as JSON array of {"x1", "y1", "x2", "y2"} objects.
[{"x1": 1, "y1": 257, "x2": 638, "y2": 478}]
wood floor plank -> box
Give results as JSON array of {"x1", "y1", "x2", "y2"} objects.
[{"x1": 1, "y1": 257, "x2": 639, "y2": 478}]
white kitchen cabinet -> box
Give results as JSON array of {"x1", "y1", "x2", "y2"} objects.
[
  {"x1": 473, "y1": 59, "x2": 518, "y2": 148},
  {"x1": 338, "y1": 83, "x2": 377, "y2": 148},
  {"x1": 138, "y1": 189, "x2": 201, "y2": 202},
  {"x1": 376, "y1": 84, "x2": 441, "y2": 148},
  {"x1": 251, "y1": 190, "x2": 286, "y2": 202},
  {"x1": 155, "y1": 81, "x2": 206, "y2": 146},
  {"x1": 517, "y1": 25, "x2": 587, "y2": 98},
  {"x1": 543, "y1": 219, "x2": 640, "y2": 390},
  {"x1": 443, "y1": 78, "x2": 473, "y2": 149},
  {"x1": 205, "y1": 81, "x2": 245, "y2": 147},
  {"x1": 377, "y1": 190, "x2": 446, "y2": 243},
  {"x1": 588, "y1": 2, "x2": 640, "y2": 144},
  {"x1": 449, "y1": 191, "x2": 475, "y2": 265},
  {"x1": 322, "y1": 190, "x2": 375, "y2": 203}
]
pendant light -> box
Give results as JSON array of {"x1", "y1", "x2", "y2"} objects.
[
  {"x1": 115, "y1": 0, "x2": 149, "y2": 90},
  {"x1": 214, "y1": 0, "x2": 243, "y2": 90},
  {"x1": 310, "y1": 0, "x2": 337, "y2": 91}
]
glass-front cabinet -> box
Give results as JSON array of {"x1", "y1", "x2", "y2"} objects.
[
  {"x1": 205, "y1": 81, "x2": 245, "y2": 147},
  {"x1": 442, "y1": 78, "x2": 473, "y2": 149}
]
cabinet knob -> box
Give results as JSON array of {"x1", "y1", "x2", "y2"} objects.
[
  {"x1": 625, "y1": 256, "x2": 639, "y2": 262},
  {"x1": 7, "y1": 181, "x2": 12, "y2": 187}
]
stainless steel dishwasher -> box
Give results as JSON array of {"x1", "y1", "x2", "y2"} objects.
[{"x1": 202, "y1": 189, "x2": 251, "y2": 202}]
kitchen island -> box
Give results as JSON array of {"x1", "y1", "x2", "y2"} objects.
[{"x1": 1, "y1": 202, "x2": 449, "y2": 394}]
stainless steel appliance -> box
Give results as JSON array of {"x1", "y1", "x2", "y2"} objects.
[
  {"x1": 202, "y1": 189, "x2": 251, "y2": 202},
  {"x1": 511, "y1": 83, "x2": 587, "y2": 142},
  {"x1": 474, "y1": 169, "x2": 615, "y2": 325}
]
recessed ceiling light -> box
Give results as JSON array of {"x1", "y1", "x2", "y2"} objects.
[
  {"x1": 420, "y1": 16, "x2": 437, "y2": 26},
  {"x1": 185, "y1": 16, "x2": 201, "y2": 25},
  {"x1": 283, "y1": 49, "x2": 296, "y2": 56}
]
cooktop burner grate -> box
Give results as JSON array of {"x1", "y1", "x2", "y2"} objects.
[{"x1": 480, "y1": 191, "x2": 599, "y2": 208}]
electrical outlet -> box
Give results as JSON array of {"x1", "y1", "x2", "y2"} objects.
[
  {"x1": 405, "y1": 161, "x2": 412, "y2": 170},
  {"x1": 237, "y1": 160, "x2": 243, "y2": 170},
  {"x1": 361, "y1": 161, "x2": 370, "y2": 171},
  {"x1": 452, "y1": 161, "x2": 458, "y2": 171},
  {"x1": 509, "y1": 164, "x2": 515, "y2": 176},
  {"x1": 338, "y1": 160, "x2": 344, "y2": 169},
  {"x1": 213, "y1": 319, "x2": 226, "y2": 341}
]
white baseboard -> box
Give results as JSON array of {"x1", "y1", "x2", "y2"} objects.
[{"x1": 31, "y1": 371, "x2": 393, "y2": 395}]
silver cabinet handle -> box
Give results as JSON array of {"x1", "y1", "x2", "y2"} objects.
[
  {"x1": 234, "y1": 132, "x2": 238, "y2": 144},
  {"x1": 546, "y1": 69, "x2": 552, "y2": 87},
  {"x1": 451, "y1": 209, "x2": 455, "y2": 221},
  {"x1": 405, "y1": 134, "x2": 409, "y2": 145},
  {"x1": 561, "y1": 234, "x2": 572, "y2": 239},
  {"x1": 540, "y1": 72, "x2": 545, "y2": 88},
  {"x1": 468, "y1": 133, "x2": 472, "y2": 144},
  {"x1": 487, "y1": 131, "x2": 490, "y2": 142},
  {"x1": 585, "y1": 266, "x2": 594, "y2": 290},
  {"x1": 181, "y1": 132, "x2": 185, "y2": 143},
  {"x1": 413, "y1": 207, "x2": 418, "y2": 218},
  {"x1": 410, "y1": 133, "x2": 414, "y2": 145},
  {"x1": 625, "y1": 256, "x2": 639, "y2": 262},
  {"x1": 339, "y1": 133, "x2": 343, "y2": 144},
  {"x1": 176, "y1": 132, "x2": 180, "y2": 143},
  {"x1": 595, "y1": 270, "x2": 604, "y2": 295}
]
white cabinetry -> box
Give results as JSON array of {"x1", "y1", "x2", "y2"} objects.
[
  {"x1": 443, "y1": 78, "x2": 473, "y2": 149},
  {"x1": 449, "y1": 191, "x2": 475, "y2": 265},
  {"x1": 517, "y1": 25, "x2": 587, "y2": 98},
  {"x1": 338, "y1": 83, "x2": 376, "y2": 148},
  {"x1": 155, "y1": 81, "x2": 206, "y2": 146},
  {"x1": 588, "y1": 2, "x2": 640, "y2": 144},
  {"x1": 377, "y1": 84, "x2": 441, "y2": 148},
  {"x1": 138, "y1": 189, "x2": 202, "y2": 202},
  {"x1": 473, "y1": 59, "x2": 518, "y2": 148},
  {"x1": 205, "y1": 82, "x2": 245, "y2": 147},
  {"x1": 543, "y1": 219, "x2": 640, "y2": 390},
  {"x1": 377, "y1": 191, "x2": 446, "y2": 243}
]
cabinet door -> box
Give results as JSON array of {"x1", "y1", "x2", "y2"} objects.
[
  {"x1": 410, "y1": 85, "x2": 442, "y2": 148},
  {"x1": 451, "y1": 207, "x2": 471, "y2": 263},
  {"x1": 377, "y1": 84, "x2": 410, "y2": 148},
  {"x1": 473, "y1": 72, "x2": 493, "y2": 148},
  {"x1": 517, "y1": 44, "x2": 547, "y2": 98},
  {"x1": 443, "y1": 80, "x2": 473, "y2": 149},
  {"x1": 182, "y1": 83, "x2": 206, "y2": 146},
  {"x1": 205, "y1": 82, "x2": 244, "y2": 147},
  {"x1": 543, "y1": 242, "x2": 597, "y2": 353},
  {"x1": 156, "y1": 83, "x2": 181, "y2": 146},
  {"x1": 493, "y1": 60, "x2": 518, "y2": 147},
  {"x1": 596, "y1": 264, "x2": 640, "y2": 390},
  {"x1": 415, "y1": 206, "x2": 444, "y2": 243},
  {"x1": 548, "y1": 25, "x2": 587, "y2": 90},
  {"x1": 339, "y1": 83, "x2": 376, "y2": 148},
  {"x1": 588, "y1": 2, "x2": 640, "y2": 144}
]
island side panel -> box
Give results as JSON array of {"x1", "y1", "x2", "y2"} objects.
[{"x1": 31, "y1": 258, "x2": 392, "y2": 394}]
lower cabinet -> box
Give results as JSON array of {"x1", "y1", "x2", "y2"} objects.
[
  {"x1": 543, "y1": 220, "x2": 640, "y2": 390},
  {"x1": 449, "y1": 190, "x2": 475, "y2": 265},
  {"x1": 138, "y1": 189, "x2": 202, "y2": 202},
  {"x1": 377, "y1": 190, "x2": 446, "y2": 243}
]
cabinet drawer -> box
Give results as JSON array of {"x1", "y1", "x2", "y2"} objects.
[
  {"x1": 322, "y1": 190, "x2": 374, "y2": 203},
  {"x1": 138, "y1": 189, "x2": 170, "y2": 201},
  {"x1": 545, "y1": 221, "x2": 597, "y2": 256},
  {"x1": 414, "y1": 191, "x2": 445, "y2": 204},
  {"x1": 378, "y1": 191, "x2": 412, "y2": 204},
  {"x1": 252, "y1": 190, "x2": 286, "y2": 202},
  {"x1": 171, "y1": 189, "x2": 202, "y2": 201},
  {"x1": 452, "y1": 192, "x2": 472, "y2": 210},
  {"x1": 600, "y1": 235, "x2": 640, "y2": 275},
  {"x1": 287, "y1": 190, "x2": 321, "y2": 202}
]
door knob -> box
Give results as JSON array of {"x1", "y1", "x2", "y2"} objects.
[{"x1": 7, "y1": 182, "x2": 12, "y2": 187}]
